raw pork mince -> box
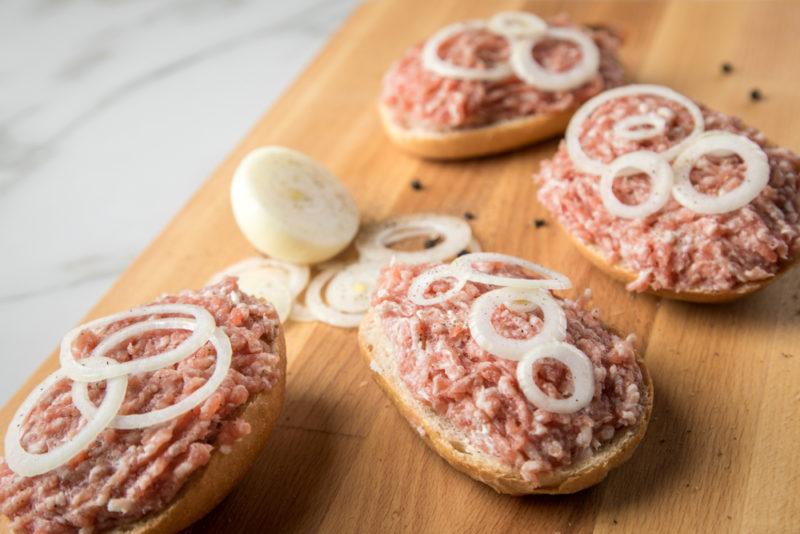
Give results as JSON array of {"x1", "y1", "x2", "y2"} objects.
[
  {"x1": 373, "y1": 262, "x2": 646, "y2": 486},
  {"x1": 0, "y1": 279, "x2": 282, "y2": 533}
]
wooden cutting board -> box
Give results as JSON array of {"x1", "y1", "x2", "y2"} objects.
[{"x1": 3, "y1": 0, "x2": 799, "y2": 532}]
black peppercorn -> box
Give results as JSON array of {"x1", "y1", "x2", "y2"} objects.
[
  {"x1": 463, "y1": 211, "x2": 475, "y2": 220},
  {"x1": 721, "y1": 62, "x2": 733, "y2": 74},
  {"x1": 750, "y1": 88, "x2": 762, "y2": 101},
  {"x1": 533, "y1": 219, "x2": 547, "y2": 228},
  {"x1": 410, "y1": 179, "x2": 423, "y2": 190}
]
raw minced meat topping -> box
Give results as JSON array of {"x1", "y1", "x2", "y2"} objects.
[
  {"x1": 381, "y1": 15, "x2": 625, "y2": 132},
  {"x1": 0, "y1": 279, "x2": 282, "y2": 533},
  {"x1": 372, "y1": 262, "x2": 646, "y2": 486},
  {"x1": 536, "y1": 95, "x2": 800, "y2": 293}
]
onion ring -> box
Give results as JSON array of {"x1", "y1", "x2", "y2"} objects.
[
  {"x1": 452, "y1": 252, "x2": 571, "y2": 290},
  {"x1": 209, "y1": 257, "x2": 309, "y2": 298},
  {"x1": 306, "y1": 265, "x2": 366, "y2": 328},
  {"x1": 599, "y1": 151, "x2": 674, "y2": 219},
  {"x1": 612, "y1": 113, "x2": 667, "y2": 141},
  {"x1": 408, "y1": 264, "x2": 468, "y2": 306},
  {"x1": 487, "y1": 11, "x2": 547, "y2": 39},
  {"x1": 422, "y1": 20, "x2": 514, "y2": 81},
  {"x1": 324, "y1": 262, "x2": 381, "y2": 314},
  {"x1": 356, "y1": 214, "x2": 472, "y2": 264},
  {"x1": 516, "y1": 341, "x2": 595, "y2": 414},
  {"x1": 510, "y1": 27, "x2": 600, "y2": 92}
]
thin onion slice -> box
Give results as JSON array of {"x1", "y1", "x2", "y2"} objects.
[
  {"x1": 613, "y1": 113, "x2": 667, "y2": 141},
  {"x1": 510, "y1": 27, "x2": 599, "y2": 92},
  {"x1": 422, "y1": 20, "x2": 514, "y2": 81},
  {"x1": 289, "y1": 301, "x2": 316, "y2": 322},
  {"x1": 236, "y1": 270, "x2": 293, "y2": 322},
  {"x1": 4, "y1": 366, "x2": 128, "y2": 477},
  {"x1": 60, "y1": 304, "x2": 216, "y2": 382},
  {"x1": 209, "y1": 257, "x2": 310, "y2": 298},
  {"x1": 408, "y1": 264, "x2": 468, "y2": 306},
  {"x1": 72, "y1": 328, "x2": 232, "y2": 430},
  {"x1": 487, "y1": 11, "x2": 547, "y2": 39},
  {"x1": 324, "y1": 262, "x2": 382, "y2": 314},
  {"x1": 516, "y1": 341, "x2": 595, "y2": 414},
  {"x1": 469, "y1": 287, "x2": 566, "y2": 361},
  {"x1": 306, "y1": 265, "x2": 366, "y2": 328},
  {"x1": 356, "y1": 214, "x2": 472, "y2": 265},
  {"x1": 452, "y1": 252, "x2": 571, "y2": 290},
  {"x1": 566, "y1": 84, "x2": 705, "y2": 176},
  {"x1": 600, "y1": 151, "x2": 674, "y2": 219},
  {"x1": 672, "y1": 131, "x2": 770, "y2": 214}
]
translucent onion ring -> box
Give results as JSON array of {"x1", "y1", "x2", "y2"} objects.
[
  {"x1": 566, "y1": 84, "x2": 705, "y2": 176},
  {"x1": 469, "y1": 287, "x2": 567, "y2": 361},
  {"x1": 4, "y1": 365, "x2": 128, "y2": 477},
  {"x1": 452, "y1": 252, "x2": 572, "y2": 290},
  {"x1": 235, "y1": 271, "x2": 294, "y2": 322},
  {"x1": 408, "y1": 264, "x2": 468, "y2": 306},
  {"x1": 510, "y1": 27, "x2": 600, "y2": 92},
  {"x1": 324, "y1": 262, "x2": 381, "y2": 314},
  {"x1": 487, "y1": 11, "x2": 547, "y2": 39},
  {"x1": 599, "y1": 150, "x2": 674, "y2": 219},
  {"x1": 209, "y1": 257, "x2": 310, "y2": 298},
  {"x1": 613, "y1": 113, "x2": 667, "y2": 141},
  {"x1": 60, "y1": 304, "x2": 216, "y2": 382},
  {"x1": 516, "y1": 341, "x2": 595, "y2": 414},
  {"x1": 422, "y1": 20, "x2": 514, "y2": 81},
  {"x1": 672, "y1": 131, "x2": 770, "y2": 215},
  {"x1": 72, "y1": 328, "x2": 232, "y2": 430},
  {"x1": 306, "y1": 265, "x2": 365, "y2": 328}
]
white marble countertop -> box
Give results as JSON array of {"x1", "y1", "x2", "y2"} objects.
[{"x1": 0, "y1": 0, "x2": 359, "y2": 404}]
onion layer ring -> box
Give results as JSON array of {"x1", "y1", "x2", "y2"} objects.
[
  {"x1": 356, "y1": 214, "x2": 472, "y2": 264},
  {"x1": 600, "y1": 151, "x2": 674, "y2": 219},
  {"x1": 422, "y1": 21, "x2": 514, "y2": 81},
  {"x1": 408, "y1": 264, "x2": 468, "y2": 306},
  {"x1": 452, "y1": 252, "x2": 571, "y2": 290},
  {"x1": 516, "y1": 341, "x2": 595, "y2": 414},
  {"x1": 613, "y1": 113, "x2": 667, "y2": 141},
  {"x1": 488, "y1": 11, "x2": 547, "y2": 39},
  {"x1": 510, "y1": 27, "x2": 600, "y2": 92},
  {"x1": 306, "y1": 265, "x2": 366, "y2": 328}
]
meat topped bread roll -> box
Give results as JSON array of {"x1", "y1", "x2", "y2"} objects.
[
  {"x1": 359, "y1": 253, "x2": 652, "y2": 494},
  {"x1": 535, "y1": 84, "x2": 800, "y2": 302},
  {"x1": 0, "y1": 279, "x2": 285, "y2": 533},
  {"x1": 380, "y1": 11, "x2": 625, "y2": 160}
]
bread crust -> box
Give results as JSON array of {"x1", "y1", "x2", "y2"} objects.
[
  {"x1": 558, "y1": 221, "x2": 797, "y2": 303},
  {"x1": 358, "y1": 309, "x2": 653, "y2": 495},
  {"x1": 379, "y1": 103, "x2": 574, "y2": 160}
]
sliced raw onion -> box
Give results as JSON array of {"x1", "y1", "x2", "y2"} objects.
[
  {"x1": 672, "y1": 131, "x2": 770, "y2": 214},
  {"x1": 72, "y1": 328, "x2": 232, "y2": 429},
  {"x1": 566, "y1": 84, "x2": 705, "y2": 176},
  {"x1": 613, "y1": 113, "x2": 667, "y2": 141},
  {"x1": 600, "y1": 151, "x2": 674, "y2": 219},
  {"x1": 469, "y1": 287, "x2": 566, "y2": 361},
  {"x1": 466, "y1": 237, "x2": 482, "y2": 253},
  {"x1": 289, "y1": 302, "x2": 316, "y2": 322},
  {"x1": 422, "y1": 20, "x2": 514, "y2": 81},
  {"x1": 324, "y1": 262, "x2": 381, "y2": 314},
  {"x1": 306, "y1": 265, "x2": 366, "y2": 328},
  {"x1": 516, "y1": 341, "x2": 595, "y2": 414},
  {"x1": 408, "y1": 264, "x2": 468, "y2": 306},
  {"x1": 60, "y1": 304, "x2": 216, "y2": 383},
  {"x1": 510, "y1": 27, "x2": 599, "y2": 92},
  {"x1": 487, "y1": 11, "x2": 547, "y2": 39},
  {"x1": 209, "y1": 257, "x2": 310, "y2": 297},
  {"x1": 236, "y1": 270, "x2": 294, "y2": 321},
  {"x1": 356, "y1": 214, "x2": 472, "y2": 264},
  {"x1": 4, "y1": 367, "x2": 127, "y2": 477},
  {"x1": 452, "y1": 252, "x2": 571, "y2": 290}
]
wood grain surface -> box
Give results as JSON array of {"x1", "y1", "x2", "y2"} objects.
[{"x1": 3, "y1": 1, "x2": 800, "y2": 532}]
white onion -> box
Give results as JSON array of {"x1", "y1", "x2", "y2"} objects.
[
  {"x1": 566, "y1": 84, "x2": 705, "y2": 176},
  {"x1": 408, "y1": 264, "x2": 468, "y2": 306},
  {"x1": 466, "y1": 237, "x2": 482, "y2": 253},
  {"x1": 72, "y1": 328, "x2": 232, "y2": 430},
  {"x1": 452, "y1": 252, "x2": 571, "y2": 290},
  {"x1": 516, "y1": 341, "x2": 595, "y2": 414},
  {"x1": 236, "y1": 270, "x2": 294, "y2": 322},
  {"x1": 422, "y1": 21, "x2": 514, "y2": 81},
  {"x1": 4, "y1": 366, "x2": 128, "y2": 477},
  {"x1": 306, "y1": 265, "x2": 366, "y2": 328},
  {"x1": 210, "y1": 257, "x2": 310, "y2": 298},
  {"x1": 469, "y1": 287, "x2": 566, "y2": 361},
  {"x1": 510, "y1": 27, "x2": 599, "y2": 92},
  {"x1": 487, "y1": 11, "x2": 547, "y2": 39},
  {"x1": 356, "y1": 214, "x2": 472, "y2": 264},
  {"x1": 613, "y1": 113, "x2": 667, "y2": 141},
  {"x1": 60, "y1": 304, "x2": 216, "y2": 383},
  {"x1": 289, "y1": 302, "x2": 316, "y2": 322},
  {"x1": 324, "y1": 262, "x2": 381, "y2": 314},
  {"x1": 672, "y1": 131, "x2": 770, "y2": 214},
  {"x1": 599, "y1": 151, "x2": 674, "y2": 219}
]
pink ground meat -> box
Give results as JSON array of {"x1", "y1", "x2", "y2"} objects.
[
  {"x1": 381, "y1": 15, "x2": 625, "y2": 132},
  {"x1": 536, "y1": 95, "x2": 800, "y2": 293},
  {"x1": 372, "y1": 262, "x2": 646, "y2": 486},
  {"x1": 0, "y1": 279, "x2": 282, "y2": 533}
]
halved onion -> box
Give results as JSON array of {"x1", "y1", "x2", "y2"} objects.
[
  {"x1": 72, "y1": 328, "x2": 232, "y2": 430},
  {"x1": 236, "y1": 270, "x2": 294, "y2": 321},
  {"x1": 566, "y1": 84, "x2": 705, "y2": 176},
  {"x1": 516, "y1": 341, "x2": 595, "y2": 414},
  {"x1": 452, "y1": 252, "x2": 571, "y2": 290},
  {"x1": 422, "y1": 20, "x2": 514, "y2": 81},
  {"x1": 469, "y1": 287, "x2": 566, "y2": 361},
  {"x1": 509, "y1": 27, "x2": 599, "y2": 92},
  {"x1": 4, "y1": 366, "x2": 128, "y2": 477},
  {"x1": 408, "y1": 264, "x2": 468, "y2": 306},
  {"x1": 324, "y1": 262, "x2": 381, "y2": 314},
  {"x1": 60, "y1": 304, "x2": 216, "y2": 383},
  {"x1": 306, "y1": 265, "x2": 366, "y2": 328},
  {"x1": 672, "y1": 131, "x2": 770, "y2": 214},
  {"x1": 487, "y1": 11, "x2": 547, "y2": 39},
  {"x1": 612, "y1": 113, "x2": 667, "y2": 142},
  {"x1": 210, "y1": 257, "x2": 310, "y2": 298},
  {"x1": 600, "y1": 151, "x2": 674, "y2": 219},
  {"x1": 356, "y1": 214, "x2": 472, "y2": 265}
]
